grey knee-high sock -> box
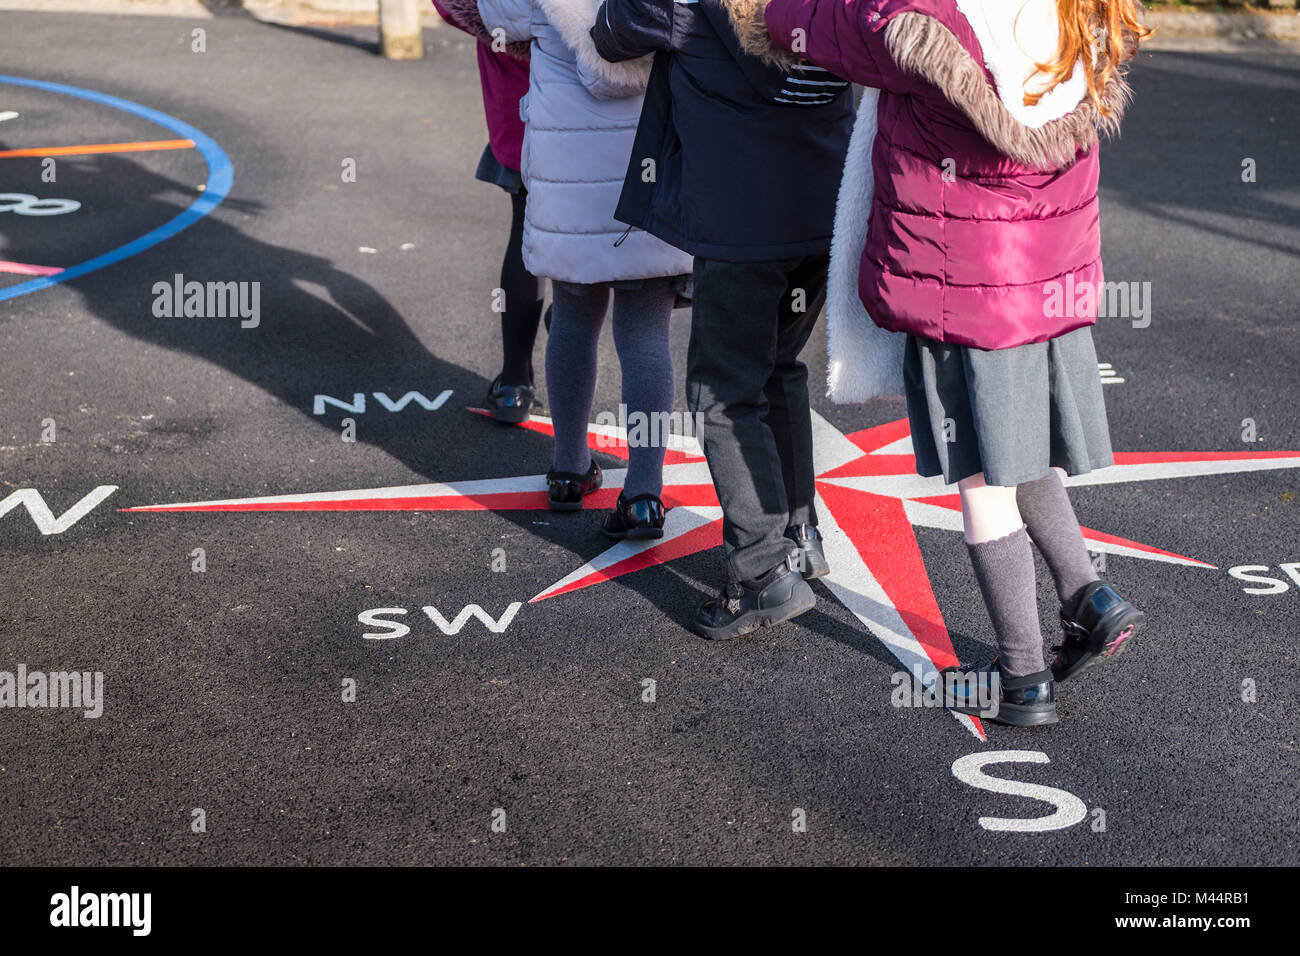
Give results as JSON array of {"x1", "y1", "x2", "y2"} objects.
[
  {"x1": 966, "y1": 527, "x2": 1046, "y2": 679},
  {"x1": 546, "y1": 282, "x2": 609, "y2": 475},
  {"x1": 611, "y1": 280, "x2": 676, "y2": 499},
  {"x1": 1016, "y1": 470, "x2": 1100, "y2": 616}
]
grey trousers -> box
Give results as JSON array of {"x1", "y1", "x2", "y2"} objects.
[{"x1": 686, "y1": 254, "x2": 827, "y2": 584}]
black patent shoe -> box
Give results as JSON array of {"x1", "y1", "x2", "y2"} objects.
[
  {"x1": 546, "y1": 461, "x2": 602, "y2": 512},
  {"x1": 1052, "y1": 580, "x2": 1145, "y2": 682},
  {"x1": 486, "y1": 375, "x2": 535, "y2": 425},
  {"x1": 785, "y1": 524, "x2": 829, "y2": 580},
  {"x1": 692, "y1": 554, "x2": 816, "y2": 641},
  {"x1": 945, "y1": 660, "x2": 1059, "y2": 727},
  {"x1": 602, "y1": 493, "x2": 665, "y2": 540}
]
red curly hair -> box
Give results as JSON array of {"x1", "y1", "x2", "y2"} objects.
[{"x1": 1023, "y1": 0, "x2": 1153, "y2": 113}]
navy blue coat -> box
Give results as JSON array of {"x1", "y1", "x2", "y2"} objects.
[{"x1": 591, "y1": 0, "x2": 854, "y2": 262}]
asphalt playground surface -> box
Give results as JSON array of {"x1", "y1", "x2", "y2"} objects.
[{"x1": 0, "y1": 13, "x2": 1297, "y2": 866}]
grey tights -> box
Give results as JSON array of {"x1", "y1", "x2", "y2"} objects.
[{"x1": 546, "y1": 279, "x2": 677, "y2": 498}]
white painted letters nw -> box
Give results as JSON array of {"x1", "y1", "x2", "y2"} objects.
[{"x1": 313, "y1": 390, "x2": 454, "y2": 415}]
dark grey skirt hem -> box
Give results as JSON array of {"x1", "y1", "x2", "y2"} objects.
[
  {"x1": 911, "y1": 454, "x2": 1116, "y2": 489},
  {"x1": 904, "y1": 325, "x2": 1114, "y2": 488},
  {"x1": 475, "y1": 144, "x2": 523, "y2": 194}
]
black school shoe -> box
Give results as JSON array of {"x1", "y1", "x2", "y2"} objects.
[
  {"x1": 485, "y1": 375, "x2": 535, "y2": 425},
  {"x1": 602, "y1": 493, "x2": 665, "y2": 540},
  {"x1": 1052, "y1": 580, "x2": 1146, "y2": 682},
  {"x1": 785, "y1": 524, "x2": 829, "y2": 580},
  {"x1": 693, "y1": 554, "x2": 816, "y2": 641},
  {"x1": 546, "y1": 461, "x2": 602, "y2": 512},
  {"x1": 945, "y1": 660, "x2": 1059, "y2": 727}
]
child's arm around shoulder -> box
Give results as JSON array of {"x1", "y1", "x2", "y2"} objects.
[
  {"x1": 433, "y1": 0, "x2": 486, "y2": 40},
  {"x1": 477, "y1": 0, "x2": 536, "y2": 44},
  {"x1": 591, "y1": 0, "x2": 676, "y2": 63},
  {"x1": 764, "y1": 0, "x2": 913, "y2": 92},
  {"x1": 435, "y1": 0, "x2": 531, "y2": 56}
]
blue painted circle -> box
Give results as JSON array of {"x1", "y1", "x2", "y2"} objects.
[{"x1": 0, "y1": 76, "x2": 233, "y2": 303}]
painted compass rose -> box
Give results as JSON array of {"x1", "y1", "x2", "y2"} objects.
[{"x1": 125, "y1": 411, "x2": 1300, "y2": 740}]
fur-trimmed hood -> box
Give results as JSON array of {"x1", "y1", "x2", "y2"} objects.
[
  {"x1": 752, "y1": 0, "x2": 1139, "y2": 168},
  {"x1": 717, "y1": 0, "x2": 803, "y2": 70},
  {"x1": 883, "y1": 0, "x2": 1135, "y2": 169},
  {"x1": 536, "y1": 0, "x2": 655, "y2": 89}
]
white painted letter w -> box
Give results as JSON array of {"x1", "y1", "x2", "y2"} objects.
[{"x1": 422, "y1": 602, "x2": 522, "y2": 634}]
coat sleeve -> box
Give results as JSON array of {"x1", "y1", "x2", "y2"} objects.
[
  {"x1": 477, "y1": 0, "x2": 536, "y2": 44},
  {"x1": 591, "y1": 0, "x2": 676, "y2": 62},
  {"x1": 764, "y1": 0, "x2": 912, "y2": 93},
  {"x1": 433, "y1": 0, "x2": 531, "y2": 57},
  {"x1": 432, "y1": 0, "x2": 478, "y2": 38}
]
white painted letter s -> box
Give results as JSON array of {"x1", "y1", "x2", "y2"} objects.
[
  {"x1": 358, "y1": 607, "x2": 410, "y2": 640},
  {"x1": 1227, "y1": 565, "x2": 1288, "y2": 595},
  {"x1": 952, "y1": 750, "x2": 1088, "y2": 833}
]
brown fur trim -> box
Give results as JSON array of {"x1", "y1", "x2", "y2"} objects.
[
  {"x1": 884, "y1": 11, "x2": 1132, "y2": 171},
  {"x1": 436, "y1": 0, "x2": 530, "y2": 59},
  {"x1": 716, "y1": 0, "x2": 801, "y2": 71}
]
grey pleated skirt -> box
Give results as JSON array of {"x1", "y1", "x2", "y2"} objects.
[{"x1": 904, "y1": 326, "x2": 1114, "y2": 487}]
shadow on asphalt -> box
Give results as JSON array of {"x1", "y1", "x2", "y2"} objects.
[
  {"x1": 188, "y1": 0, "x2": 388, "y2": 54},
  {"x1": 59, "y1": 153, "x2": 504, "y2": 477},
  {"x1": 51, "y1": 154, "x2": 892, "y2": 662},
  {"x1": 260, "y1": 21, "x2": 384, "y2": 56},
  {"x1": 1104, "y1": 50, "x2": 1300, "y2": 260}
]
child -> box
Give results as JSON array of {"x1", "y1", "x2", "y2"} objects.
[
  {"x1": 476, "y1": 0, "x2": 693, "y2": 535},
  {"x1": 433, "y1": 0, "x2": 547, "y2": 423},
  {"x1": 591, "y1": 0, "x2": 854, "y2": 639},
  {"x1": 763, "y1": 0, "x2": 1151, "y2": 724}
]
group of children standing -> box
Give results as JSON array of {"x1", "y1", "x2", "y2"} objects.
[{"x1": 432, "y1": 0, "x2": 1152, "y2": 726}]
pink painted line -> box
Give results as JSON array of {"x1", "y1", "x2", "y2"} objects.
[{"x1": 0, "y1": 260, "x2": 64, "y2": 277}]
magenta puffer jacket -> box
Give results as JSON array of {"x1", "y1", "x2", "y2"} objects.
[
  {"x1": 433, "y1": 0, "x2": 530, "y2": 171},
  {"x1": 764, "y1": 0, "x2": 1139, "y2": 349}
]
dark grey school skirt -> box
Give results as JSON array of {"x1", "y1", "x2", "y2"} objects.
[
  {"x1": 904, "y1": 325, "x2": 1114, "y2": 487},
  {"x1": 475, "y1": 143, "x2": 523, "y2": 194}
]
